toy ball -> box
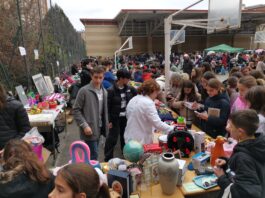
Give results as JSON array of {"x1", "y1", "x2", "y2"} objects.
[{"x1": 123, "y1": 140, "x2": 144, "y2": 163}]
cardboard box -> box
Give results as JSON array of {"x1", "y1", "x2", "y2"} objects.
[
  {"x1": 42, "y1": 147, "x2": 51, "y2": 164},
  {"x1": 176, "y1": 159, "x2": 187, "y2": 186}
]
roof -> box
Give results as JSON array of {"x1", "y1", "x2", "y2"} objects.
[{"x1": 80, "y1": 6, "x2": 265, "y2": 36}]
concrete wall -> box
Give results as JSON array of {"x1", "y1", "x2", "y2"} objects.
[
  {"x1": 83, "y1": 25, "x2": 262, "y2": 57},
  {"x1": 255, "y1": 24, "x2": 265, "y2": 49},
  {"x1": 84, "y1": 25, "x2": 121, "y2": 57}
]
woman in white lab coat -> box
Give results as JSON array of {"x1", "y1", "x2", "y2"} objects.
[{"x1": 124, "y1": 79, "x2": 174, "y2": 144}]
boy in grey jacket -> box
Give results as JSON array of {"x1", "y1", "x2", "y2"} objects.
[{"x1": 73, "y1": 66, "x2": 109, "y2": 160}]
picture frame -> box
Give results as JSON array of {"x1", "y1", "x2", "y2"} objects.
[
  {"x1": 32, "y1": 73, "x2": 50, "y2": 96},
  {"x1": 44, "y1": 76, "x2": 54, "y2": 94}
]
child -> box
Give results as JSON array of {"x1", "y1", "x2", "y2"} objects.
[
  {"x1": 214, "y1": 110, "x2": 265, "y2": 198},
  {"x1": 245, "y1": 86, "x2": 265, "y2": 135},
  {"x1": 0, "y1": 139, "x2": 54, "y2": 198},
  {"x1": 196, "y1": 78, "x2": 230, "y2": 138},
  {"x1": 227, "y1": 76, "x2": 239, "y2": 107},
  {"x1": 170, "y1": 80, "x2": 200, "y2": 122},
  {"x1": 231, "y1": 76, "x2": 257, "y2": 113},
  {"x1": 49, "y1": 163, "x2": 110, "y2": 198}
]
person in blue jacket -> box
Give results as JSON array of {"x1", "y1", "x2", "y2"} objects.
[{"x1": 102, "y1": 60, "x2": 115, "y2": 89}]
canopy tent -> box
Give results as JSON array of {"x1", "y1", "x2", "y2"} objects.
[{"x1": 205, "y1": 44, "x2": 244, "y2": 53}]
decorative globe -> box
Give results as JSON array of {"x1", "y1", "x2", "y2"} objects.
[{"x1": 123, "y1": 140, "x2": 144, "y2": 163}]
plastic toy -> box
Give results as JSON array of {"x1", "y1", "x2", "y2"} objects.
[{"x1": 69, "y1": 141, "x2": 100, "y2": 169}]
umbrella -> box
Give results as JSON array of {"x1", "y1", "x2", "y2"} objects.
[{"x1": 207, "y1": 51, "x2": 215, "y2": 55}]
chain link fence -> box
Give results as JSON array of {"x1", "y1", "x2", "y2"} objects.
[{"x1": 0, "y1": 0, "x2": 86, "y2": 91}]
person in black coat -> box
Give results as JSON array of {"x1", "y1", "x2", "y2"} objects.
[
  {"x1": 182, "y1": 54, "x2": 194, "y2": 77},
  {"x1": 0, "y1": 139, "x2": 54, "y2": 198},
  {"x1": 195, "y1": 79, "x2": 230, "y2": 138},
  {"x1": 104, "y1": 69, "x2": 137, "y2": 161},
  {"x1": 71, "y1": 64, "x2": 78, "y2": 75},
  {"x1": 0, "y1": 84, "x2": 31, "y2": 150},
  {"x1": 80, "y1": 58, "x2": 93, "y2": 87},
  {"x1": 214, "y1": 110, "x2": 265, "y2": 198}
]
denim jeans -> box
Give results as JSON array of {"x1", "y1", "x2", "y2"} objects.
[{"x1": 85, "y1": 140, "x2": 99, "y2": 160}]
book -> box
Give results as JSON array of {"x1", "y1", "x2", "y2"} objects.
[
  {"x1": 208, "y1": 108, "x2": 220, "y2": 118},
  {"x1": 107, "y1": 170, "x2": 132, "y2": 198}
]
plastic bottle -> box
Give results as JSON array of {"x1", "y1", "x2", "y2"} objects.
[
  {"x1": 210, "y1": 136, "x2": 226, "y2": 167},
  {"x1": 176, "y1": 116, "x2": 186, "y2": 130}
]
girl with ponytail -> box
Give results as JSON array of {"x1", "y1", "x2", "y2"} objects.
[
  {"x1": 49, "y1": 163, "x2": 110, "y2": 198},
  {"x1": 0, "y1": 139, "x2": 54, "y2": 198}
]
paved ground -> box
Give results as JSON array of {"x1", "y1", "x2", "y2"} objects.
[
  {"x1": 47, "y1": 119, "x2": 123, "y2": 168},
  {"x1": 47, "y1": 73, "x2": 228, "y2": 168}
]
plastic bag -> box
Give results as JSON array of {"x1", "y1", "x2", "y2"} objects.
[
  {"x1": 22, "y1": 127, "x2": 45, "y2": 145},
  {"x1": 22, "y1": 127, "x2": 45, "y2": 161}
]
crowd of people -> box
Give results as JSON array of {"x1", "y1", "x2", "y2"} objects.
[{"x1": 0, "y1": 49, "x2": 265, "y2": 197}]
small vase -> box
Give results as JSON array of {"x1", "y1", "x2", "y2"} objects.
[{"x1": 158, "y1": 152, "x2": 179, "y2": 195}]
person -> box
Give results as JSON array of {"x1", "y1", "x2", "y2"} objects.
[
  {"x1": 249, "y1": 70, "x2": 265, "y2": 85},
  {"x1": 166, "y1": 72, "x2": 183, "y2": 100},
  {"x1": 0, "y1": 84, "x2": 31, "y2": 150},
  {"x1": 196, "y1": 78, "x2": 230, "y2": 138},
  {"x1": 197, "y1": 71, "x2": 216, "y2": 104},
  {"x1": 200, "y1": 62, "x2": 212, "y2": 74},
  {"x1": 170, "y1": 80, "x2": 200, "y2": 123},
  {"x1": 240, "y1": 65, "x2": 251, "y2": 76},
  {"x1": 0, "y1": 139, "x2": 54, "y2": 198},
  {"x1": 226, "y1": 76, "x2": 239, "y2": 107},
  {"x1": 71, "y1": 64, "x2": 78, "y2": 75},
  {"x1": 104, "y1": 69, "x2": 137, "y2": 162},
  {"x1": 245, "y1": 86, "x2": 265, "y2": 134},
  {"x1": 73, "y1": 66, "x2": 109, "y2": 160},
  {"x1": 214, "y1": 110, "x2": 265, "y2": 198},
  {"x1": 133, "y1": 64, "x2": 143, "y2": 83},
  {"x1": 256, "y1": 55, "x2": 265, "y2": 74},
  {"x1": 124, "y1": 80, "x2": 174, "y2": 144},
  {"x1": 182, "y1": 54, "x2": 194, "y2": 76},
  {"x1": 102, "y1": 60, "x2": 115, "y2": 89},
  {"x1": 79, "y1": 58, "x2": 93, "y2": 87},
  {"x1": 49, "y1": 163, "x2": 110, "y2": 198},
  {"x1": 231, "y1": 76, "x2": 257, "y2": 113},
  {"x1": 191, "y1": 67, "x2": 201, "y2": 91}
]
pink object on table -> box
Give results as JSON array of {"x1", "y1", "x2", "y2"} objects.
[
  {"x1": 69, "y1": 141, "x2": 100, "y2": 169},
  {"x1": 223, "y1": 138, "x2": 237, "y2": 158}
]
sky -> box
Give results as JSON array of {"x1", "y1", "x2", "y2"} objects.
[{"x1": 51, "y1": 0, "x2": 265, "y2": 31}]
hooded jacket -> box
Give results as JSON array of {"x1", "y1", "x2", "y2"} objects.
[
  {"x1": 0, "y1": 97, "x2": 31, "y2": 149},
  {"x1": 202, "y1": 93, "x2": 230, "y2": 138},
  {"x1": 218, "y1": 134, "x2": 265, "y2": 198}
]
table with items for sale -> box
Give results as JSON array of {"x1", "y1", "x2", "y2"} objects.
[
  {"x1": 27, "y1": 104, "x2": 65, "y2": 164},
  {"x1": 137, "y1": 125, "x2": 220, "y2": 198},
  {"x1": 136, "y1": 104, "x2": 221, "y2": 198}
]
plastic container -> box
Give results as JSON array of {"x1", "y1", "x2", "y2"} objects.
[
  {"x1": 32, "y1": 144, "x2": 43, "y2": 161},
  {"x1": 210, "y1": 136, "x2": 226, "y2": 167},
  {"x1": 223, "y1": 138, "x2": 237, "y2": 158}
]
